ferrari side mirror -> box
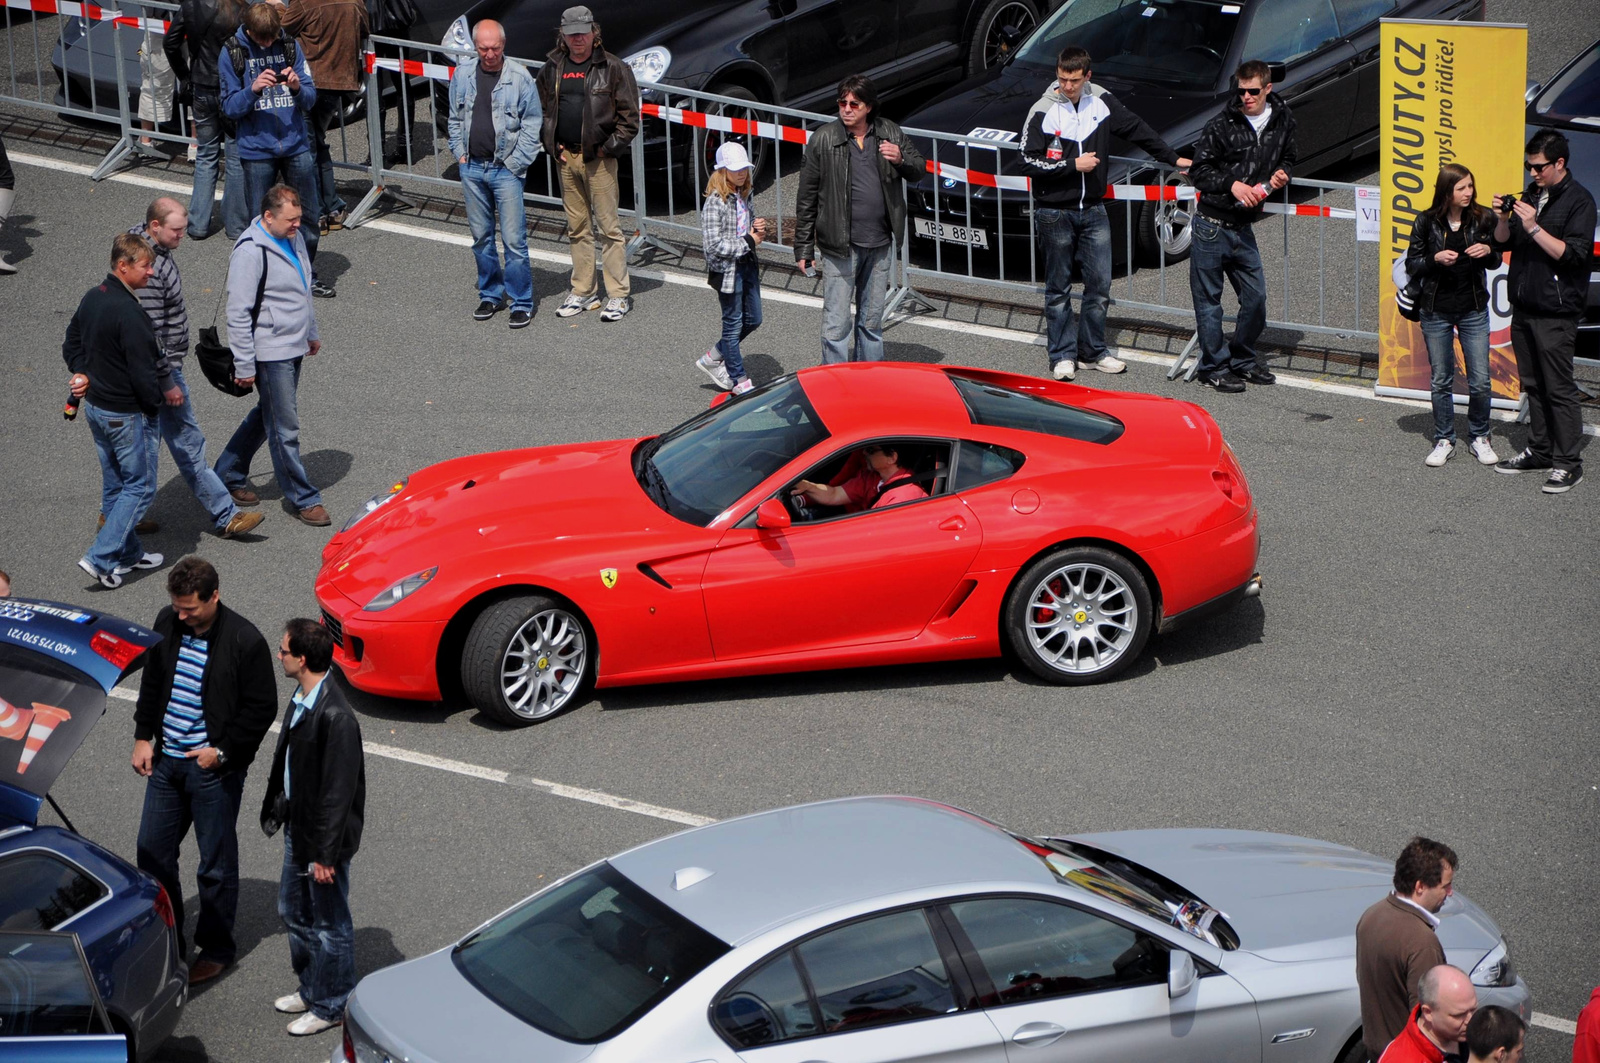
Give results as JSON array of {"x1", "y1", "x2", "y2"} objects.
[{"x1": 755, "y1": 499, "x2": 791, "y2": 530}]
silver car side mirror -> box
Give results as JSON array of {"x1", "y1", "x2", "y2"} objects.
[{"x1": 1168, "y1": 949, "x2": 1196, "y2": 998}]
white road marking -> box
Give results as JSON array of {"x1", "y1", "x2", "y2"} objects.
[{"x1": 1532, "y1": 1012, "x2": 1579, "y2": 1035}]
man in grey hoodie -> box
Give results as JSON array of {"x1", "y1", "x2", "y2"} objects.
[{"x1": 213, "y1": 184, "x2": 331, "y2": 527}]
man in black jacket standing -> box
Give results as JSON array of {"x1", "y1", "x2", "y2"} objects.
[
  {"x1": 165, "y1": 0, "x2": 247, "y2": 238},
  {"x1": 1493, "y1": 129, "x2": 1596, "y2": 493},
  {"x1": 262, "y1": 618, "x2": 364, "y2": 1037},
  {"x1": 133, "y1": 555, "x2": 277, "y2": 985},
  {"x1": 1186, "y1": 59, "x2": 1296, "y2": 394},
  {"x1": 1016, "y1": 46, "x2": 1187, "y2": 380}
]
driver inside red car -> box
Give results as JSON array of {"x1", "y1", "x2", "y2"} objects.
[{"x1": 791, "y1": 444, "x2": 927, "y2": 513}]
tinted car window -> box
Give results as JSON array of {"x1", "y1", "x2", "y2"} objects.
[
  {"x1": 451, "y1": 863, "x2": 728, "y2": 1043},
  {"x1": 713, "y1": 951, "x2": 821, "y2": 1047},
  {"x1": 1244, "y1": 0, "x2": 1341, "y2": 63},
  {"x1": 1330, "y1": 0, "x2": 1394, "y2": 35},
  {"x1": 948, "y1": 897, "x2": 1167, "y2": 1005},
  {"x1": 0, "y1": 931, "x2": 114, "y2": 1037},
  {"x1": 1015, "y1": 0, "x2": 1244, "y2": 90},
  {"x1": 949, "y1": 376, "x2": 1124, "y2": 444},
  {"x1": 1536, "y1": 44, "x2": 1600, "y2": 119},
  {"x1": 0, "y1": 853, "x2": 107, "y2": 931},
  {"x1": 952, "y1": 441, "x2": 1026, "y2": 492},
  {"x1": 796, "y1": 909, "x2": 958, "y2": 1034}
]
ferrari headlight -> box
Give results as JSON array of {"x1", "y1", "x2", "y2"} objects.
[
  {"x1": 1469, "y1": 940, "x2": 1515, "y2": 987},
  {"x1": 624, "y1": 46, "x2": 671, "y2": 85},
  {"x1": 341, "y1": 477, "x2": 408, "y2": 532},
  {"x1": 363, "y1": 567, "x2": 438, "y2": 612},
  {"x1": 441, "y1": 15, "x2": 471, "y2": 56}
]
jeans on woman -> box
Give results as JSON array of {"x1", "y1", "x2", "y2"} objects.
[
  {"x1": 716, "y1": 255, "x2": 763, "y2": 383},
  {"x1": 1420, "y1": 306, "x2": 1491, "y2": 442}
]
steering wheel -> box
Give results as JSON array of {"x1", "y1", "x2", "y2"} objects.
[
  {"x1": 743, "y1": 448, "x2": 791, "y2": 475},
  {"x1": 1183, "y1": 45, "x2": 1223, "y2": 65}
]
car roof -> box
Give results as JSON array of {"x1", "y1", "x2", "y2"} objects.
[
  {"x1": 794, "y1": 363, "x2": 973, "y2": 438},
  {"x1": 608, "y1": 796, "x2": 1056, "y2": 944}
]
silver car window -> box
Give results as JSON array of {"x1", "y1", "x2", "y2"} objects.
[
  {"x1": 712, "y1": 951, "x2": 821, "y2": 1047},
  {"x1": 796, "y1": 909, "x2": 959, "y2": 1034}
]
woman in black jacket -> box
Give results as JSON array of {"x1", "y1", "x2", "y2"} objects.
[{"x1": 1404, "y1": 163, "x2": 1503, "y2": 468}]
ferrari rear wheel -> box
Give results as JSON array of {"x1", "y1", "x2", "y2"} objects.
[
  {"x1": 462, "y1": 595, "x2": 592, "y2": 726},
  {"x1": 1006, "y1": 547, "x2": 1152, "y2": 684}
]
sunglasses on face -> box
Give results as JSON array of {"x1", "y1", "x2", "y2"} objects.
[
  {"x1": 1238, "y1": 86, "x2": 1263, "y2": 96},
  {"x1": 1526, "y1": 160, "x2": 1553, "y2": 174},
  {"x1": 838, "y1": 99, "x2": 865, "y2": 109}
]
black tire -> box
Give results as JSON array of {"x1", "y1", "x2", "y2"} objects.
[
  {"x1": 1135, "y1": 170, "x2": 1194, "y2": 266},
  {"x1": 461, "y1": 595, "x2": 592, "y2": 726},
  {"x1": 693, "y1": 83, "x2": 770, "y2": 181},
  {"x1": 1004, "y1": 546, "x2": 1153, "y2": 684},
  {"x1": 967, "y1": 0, "x2": 1040, "y2": 77}
]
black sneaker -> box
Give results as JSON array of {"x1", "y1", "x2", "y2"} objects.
[
  {"x1": 1239, "y1": 367, "x2": 1276, "y2": 385},
  {"x1": 1495, "y1": 448, "x2": 1553, "y2": 475},
  {"x1": 508, "y1": 309, "x2": 533, "y2": 329},
  {"x1": 1541, "y1": 468, "x2": 1583, "y2": 494},
  {"x1": 474, "y1": 299, "x2": 509, "y2": 321},
  {"x1": 310, "y1": 280, "x2": 337, "y2": 299},
  {"x1": 1198, "y1": 373, "x2": 1246, "y2": 394}
]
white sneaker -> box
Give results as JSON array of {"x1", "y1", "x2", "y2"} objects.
[
  {"x1": 77, "y1": 558, "x2": 123, "y2": 589},
  {"x1": 1051, "y1": 360, "x2": 1077, "y2": 380},
  {"x1": 274, "y1": 992, "x2": 308, "y2": 1014},
  {"x1": 1424, "y1": 440, "x2": 1455, "y2": 468},
  {"x1": 696, "y1": 351, "x2": 732, "y2": 390},
  {"x1": 286, "y1": 1012, "x2": 340, "y2": 1036},
  {"x1": 1087, "y1": 355, "x2": 1127, "y2": 374},
  {"x1": 1469, "y1": 436, "x2": 1499, "y2": 465},
  {"x1": 600, "y1": 296, "x2": 632, "y2": 322},
  {"x1": 731, "y1": 378, "x2": 755, "y2": 395},
  {"x1": 113, "y1": 552, "x2": 164, "y2": 574},
  {"x1": 556, "y1": 293, "x2": 601, "y2": 317}
]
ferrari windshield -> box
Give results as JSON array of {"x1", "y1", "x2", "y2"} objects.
[
  {"x1": 634, "y1": 378, "x2": 830, "y2": 526},
  {"x1": 1015, "y1": 0, "x2": 1242, "y2": 89}
]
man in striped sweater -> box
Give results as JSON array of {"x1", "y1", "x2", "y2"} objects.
[
  {"x1": 133, "y1": 556, "x2": 278, "y2": 985},
  {"x1": 128, "y1": 198, "x2": 265, "y2": 540}
]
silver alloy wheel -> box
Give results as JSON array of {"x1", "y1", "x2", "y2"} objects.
[
  {"x1": 1024, "y1": 561, "x2": 1139, "y2": 674},
  {"x1": 499, "y1": 608, "x2": 587, "y2": 720},
  {"x1": 1155, "y1": 173, "x2": 1195, "y2": 257},
  {"x1": 983, "y1": 2, "x2": 1039, "y2": 68}
]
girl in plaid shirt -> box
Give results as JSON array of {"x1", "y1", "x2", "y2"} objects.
[{"x1": 697, "y1": 142, "x2": 767, "y2": 395}]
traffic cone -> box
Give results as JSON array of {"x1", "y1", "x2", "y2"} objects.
[
  {"x1": 17, "y1": 705, "x2": 70, "y2": 775},
  {"x1": 0, "y1": 696, "x2": 34, "y2": 741}
]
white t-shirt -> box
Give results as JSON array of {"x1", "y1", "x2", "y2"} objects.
[{"x1": 1246, "y1": 104, "x2": 1273, "y2": 137}]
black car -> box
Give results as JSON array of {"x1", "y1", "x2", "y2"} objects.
[
  {"x1": 900, "y1": 0, "x2": 1480, "y2": 272},
  {"x1": 1525, "y1": 37, "x2": 1600, "y2": 358}
]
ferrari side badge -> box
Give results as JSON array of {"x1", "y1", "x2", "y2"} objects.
[{"x1": 600, "y1": 568, "x2": 618, "y2": 589}]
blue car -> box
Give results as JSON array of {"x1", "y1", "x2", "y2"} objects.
[
  {"x1": 0, "y1": 929, "x2": 133, "y2": 1062},
  {"x1": 0, "y1": 598, "x2": 186, "y2": 1061}
]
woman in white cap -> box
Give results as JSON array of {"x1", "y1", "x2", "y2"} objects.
[{"x1": 698, "y1": 141, "x2": 766, "y2": 394}]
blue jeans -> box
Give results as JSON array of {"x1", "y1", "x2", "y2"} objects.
[
  {"x1": 309, "y1": 90, "x2": 350, "y2": 217},
  {"x1": 1036, "y1": 205, "x2": 1112, "y2": 366},
  {"x1": 1420, "y1": 307, "x2": 1492, "y2": 442},
  {"x1": 241, "y1": 152, "x2": 320, "y2": 261},
  {"x1": 83, "y1": 402, "x2": 159, "y2": 575},
  {"x1": 279, "y1": 832, "x2": 355, "y2": 1022},
  {"x1": 460, "y1": 159, "x2": 533, "y2": 312},
  {"x1": 1189, "y1": 214, "x2": 1267, "y2": 379},
  {"x1": 190, "y1": 91, "x2": 247, "y2": 240},
  {"x1": 716, "y1": 256, "x2": 763, "y2": 384},
  {"x1": 820, "y1": 242, "x2": 892, "y2": 363},
  {"x1": 214, "y1": 357, "x2": 322, "y2": 510},
  {"x1": 145, "y1": 365, "x2": 237, "y2": 530},
  {"x1": 135, "y1": 754, "x2": 247, "y2": 964}
]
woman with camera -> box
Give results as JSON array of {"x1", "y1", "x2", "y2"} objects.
[{"x1": 1404, "y1": 163, "x2": 1503, "y2": 468}]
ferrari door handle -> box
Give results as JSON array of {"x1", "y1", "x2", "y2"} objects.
[
  {"x1": 1011, "y1": 1022, "x2": 1067, "y2": 1047},
  {"x1": 938, "y1": 516, "x2": 966, "y2": 531}
]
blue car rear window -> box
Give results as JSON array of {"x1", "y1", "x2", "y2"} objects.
[{"x1": 948, "y1": 376, "x2": 1125, "y2": 444}]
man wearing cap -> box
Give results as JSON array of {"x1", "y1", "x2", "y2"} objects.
[
  {"x1": 535, "y1": 6, "x2": 640, "y2": 322},
  {"x1": 447, "y1": 18, "x2": 543, "y2": 328}
]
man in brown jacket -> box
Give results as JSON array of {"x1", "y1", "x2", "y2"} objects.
[
  {"x1": 274, "y1": 0, "x2": 369, "y2": 231},
  {"x1": 1357, "y1": 837, "x2": 1458, "y2": 1061}
]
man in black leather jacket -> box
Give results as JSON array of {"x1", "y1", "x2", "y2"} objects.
[{"x1": 165, "y1": 0, "x2": 248, "y2": 238}]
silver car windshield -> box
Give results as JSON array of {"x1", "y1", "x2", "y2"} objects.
[
  {"x1": 452, "y1": 863, "x2": 729, "y2": 1043},
  {"x1": 1015, "y1": 0, "x2": 1243, "y2": 90}
]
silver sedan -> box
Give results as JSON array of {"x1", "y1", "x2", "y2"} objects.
[{"x1": 333, "y1": 797, "x2": 1531, "y2": 1063}]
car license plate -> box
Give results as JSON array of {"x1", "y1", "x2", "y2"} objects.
[{"x1": 914, "y1": 217, "x2": 989, "y2": 249}]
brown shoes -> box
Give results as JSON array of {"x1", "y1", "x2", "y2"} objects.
[
  {"x1": 229, "y1": 488, "x2": 260, "y2": 506},
  {"x1": 187, "y1": 958, "x2": 228, "y2": 985},
  {"x1": 296, "y1": 505, "x2": 332, "y2": 527},
  {"x1": 222, "y1": 511, "x2": 265, "y2": 539},
  {"x1": 97, "y1": 514, "x2": 159, "y2": 534}
]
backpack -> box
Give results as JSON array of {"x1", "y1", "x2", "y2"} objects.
[{"x1": 225, "y1": 33, "x2": 298, "y2": 83}]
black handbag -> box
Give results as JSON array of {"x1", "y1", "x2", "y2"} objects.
[{"x1": 195, "y1": 246, "x2": 268, "y2": 397}]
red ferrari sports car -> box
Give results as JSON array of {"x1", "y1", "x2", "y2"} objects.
[{"x1": 315, "y1": 363, "x2": 1260, "y2": 725}]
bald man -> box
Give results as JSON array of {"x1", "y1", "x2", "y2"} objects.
[
  {"x1": 1378, "y1": 965, "x2": 1478, "y2": 1063},
  {"x1": 129, "y1": 197, "x2": 264, "y2": 540}
]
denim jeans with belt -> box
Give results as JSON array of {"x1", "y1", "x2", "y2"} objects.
[
  {"x1": 716, "y1": 255, "x2": 763, "y2": 384},
  {"x1": 214, "y1": 357, "x2": 323, "y2": 511},
  {"x1": 1419, "y1": 307, "x2": 1491, "y2": 442},
  {"x1": 820, "y1": 242, "x2": 892, "y2": 364},
  {"x1": 460, "y1": 158, "x2": 533, "y2": 312},
  {"x1": 83, "y1": 401, "x2": 159, "y2": 575},
  {"x1": 1036, "y1": 205, "x2": 1112, "y2": 367},
  {"x1": 1188, "y1": 213, "x2": 1268, "y2": 379},
  {"x1": 279, "y1": 832, "x2": 355, "y2": 1022},
  {"x1": 138, "y1": 364, "x2": 238, "y2": 530},
  {"x1": 135, "y1": 754, "x2": 246, "y2": 964}
]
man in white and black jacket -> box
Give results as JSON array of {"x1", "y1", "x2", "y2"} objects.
[
  {"x1": 1186, "y1": 59, "x2": 1297, "y2": 393},
  {"x1": 1016, "y1": 46, "x2": 1186, "y2": 381}
]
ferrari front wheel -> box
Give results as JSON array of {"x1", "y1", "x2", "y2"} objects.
[
  {"x1": 1005, "y1": 547, "x2": 1152, "y2": 684},
  {"x1": 462, "y1": 595, "x2": 592, "y2": 726}
]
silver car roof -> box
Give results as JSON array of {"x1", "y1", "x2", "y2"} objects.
[{"x1": 609, "y1": 796, "x2": 1056, "y2": 944}]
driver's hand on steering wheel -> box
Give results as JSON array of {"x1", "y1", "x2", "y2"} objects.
[{"x1": 791, "y1": 479, "x2": 821, "y2": 498}]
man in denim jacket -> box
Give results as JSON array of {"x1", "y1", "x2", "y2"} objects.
[{"x1": 448, "y1": 19, "x2": 543, "y2": 328}]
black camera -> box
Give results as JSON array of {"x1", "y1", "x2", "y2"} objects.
[{"x1": 1496, "y1": 193, "x2": 1519, "y2": 213}]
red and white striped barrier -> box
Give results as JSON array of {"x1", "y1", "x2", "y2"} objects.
[
  {"x1": 641, "y1": 102, "x2": 811, "y2": 146},
  {"x1": 2, "y1": 0, "x2": 172, "y2": 29},
  {"x1": 365, "y1": 52, "x2": 454, "y2": 83}
]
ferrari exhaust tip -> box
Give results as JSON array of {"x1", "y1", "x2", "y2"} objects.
[{"x1": 1243, "y1": 574, "x2": 1262, "y2": 598}]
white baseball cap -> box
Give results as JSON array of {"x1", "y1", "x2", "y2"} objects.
[{"x1": 715, "y1": 142, "x2": 753, "y2": 172}]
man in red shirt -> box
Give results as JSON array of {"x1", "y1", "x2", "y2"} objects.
[
  {"x1": 792, "y1": 444, "x2": 926, "y2": 513},
  {"x1": 1575, "y1": 987, "x2": 1600, "y2": 1063},
  {"x1": 1379, "y1": 965, "x2": 1477, "y2": 1063}
]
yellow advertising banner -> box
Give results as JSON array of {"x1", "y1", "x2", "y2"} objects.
[{"x1": 1377, "y1": 20, "x2": 1527, "y2": 404}]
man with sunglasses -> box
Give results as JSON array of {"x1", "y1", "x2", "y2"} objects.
[
  {"x1": 1491, "y1": 129, "x2": 1595, "y2": 493},
  {"x1": 1187, "y1": 60, "x2": 1297, "y2": 393}
]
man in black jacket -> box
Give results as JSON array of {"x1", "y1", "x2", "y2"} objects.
[
  {"x1": 1016, "y1": 46, "x2": 1187, "y2": 380},
  {"x1": 1492, "y1": 129, "x2": 1596, "y2": 493},
  {"x1": 165, "y1": 0, "x2": 247, "y2": 238},
  {"x1": 1186, "y1": 59, "x2": 1296, "y2": 393},
  {"x1": 795, "y1": 73, "x2": 926, "y2": 364},
  {"x1": 132, "y1": 555, "x2": 277, "y2": 984},
  {"x1": 262, "y1": 618, "x2": 364, "y2": 1037},
  {"x1": 64, "y1": 233, "x2": 167, "y2": 589}
]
